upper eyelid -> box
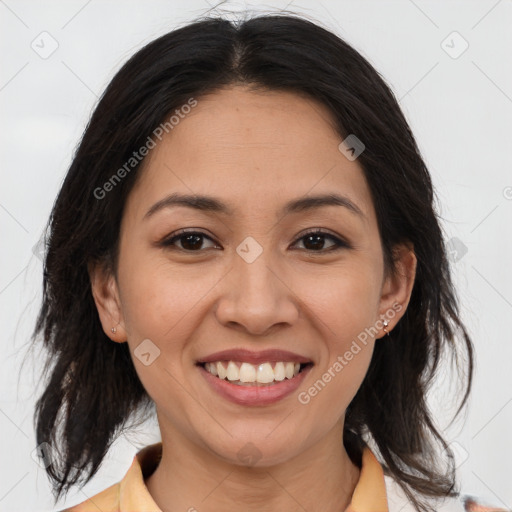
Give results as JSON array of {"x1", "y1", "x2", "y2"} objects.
[{"x1": 162, "y1": 228, "x2": 347, "y2": 249}]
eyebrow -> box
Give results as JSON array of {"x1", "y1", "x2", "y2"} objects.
[{"x1": 143, "y1": 192, "x2": 365, "y2": 220}]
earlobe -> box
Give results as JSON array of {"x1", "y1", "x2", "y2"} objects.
[
  {"x1": 88, "y1": 260, "x2": 127, "y2": 342},
  {"x1": 377, "y1": 243, "x2": 417, "y2": 338}
]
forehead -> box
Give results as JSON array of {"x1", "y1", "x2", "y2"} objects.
[{"x1": 126, "y1": 86, "x2": 375, "y2": 222}]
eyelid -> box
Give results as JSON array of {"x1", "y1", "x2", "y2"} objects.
[
  {"x1": 159, "y1": 228, "x2": 219, "y2": 249},
  {"x1": 291, "y1": 228, "x2": 350, "y2": 251},
  {"x1": 159, "y1": 228, "x2": 350, "y2": 252}
]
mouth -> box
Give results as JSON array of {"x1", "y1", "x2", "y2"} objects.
[
  {"x1": 198, "y1": 360, "x2": 314, "y2": 386},
  {"x1": 196, "y1": 349, "x2": 314, "y2": 405}
]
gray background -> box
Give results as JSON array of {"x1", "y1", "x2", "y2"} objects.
[{"x1": 1, "y1": 0, "x2": 511, "y2": 510}]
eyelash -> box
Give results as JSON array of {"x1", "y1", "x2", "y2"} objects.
[{"x1": 159, "y1": 228, "x2": 349, "y2": 253}]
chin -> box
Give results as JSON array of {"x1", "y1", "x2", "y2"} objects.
[{"x1": 201, "y1": 430, "x2": 308, "y2": 469}]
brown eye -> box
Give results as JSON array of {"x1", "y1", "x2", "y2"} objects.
[
  {"x1": 159, "y1": 228, "x2": 349, "y2": 253},
  {"x1": 160, "y1": 230, "x2": 218, "y2": 252},
  {"x1": 292, "y1": 229, "x2": 348, "y2": 252}
]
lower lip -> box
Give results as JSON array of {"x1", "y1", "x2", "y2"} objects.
[{"x1": 199, "y1": 364, "x2": 312, "y2": 406}]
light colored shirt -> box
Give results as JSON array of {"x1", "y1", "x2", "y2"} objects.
[{"x1": 60, "y1": 442, "x2": 464, "y2": 512}]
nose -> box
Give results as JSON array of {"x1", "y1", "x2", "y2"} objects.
[{"x1": 214, "y1": 246, "x2": 300, "y2": 336}]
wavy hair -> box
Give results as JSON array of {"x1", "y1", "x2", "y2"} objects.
[{"x1": 30, "y1": 12, "x2": 474, "y2": 511}]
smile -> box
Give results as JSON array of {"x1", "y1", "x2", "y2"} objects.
[
  {"x1": 202, "y1": 361, "x2": 312, "y2": 386},
  {"x1": 197, "y1": 348, "x2": 313, "y2": 405}
]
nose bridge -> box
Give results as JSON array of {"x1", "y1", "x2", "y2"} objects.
[
  {"x1": 234, "y1": 235, "x2": 281, "y2": 306},
  {"x1": 215, "y1": 235, "x2": 299, "y2": 334},
  {"x1": 238, "y1": 244, "x2": 276, "y2": 295}
]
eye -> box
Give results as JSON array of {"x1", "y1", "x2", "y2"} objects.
[
  {"x1": 160, "y1": 229, "x2": 219, "y2": 252},
  {"x1": 159, "y1": 228, "x2": 349, "y2": 253},
  {"x1": 291, "y1": 229, "x2": 348, "y2": 252}
]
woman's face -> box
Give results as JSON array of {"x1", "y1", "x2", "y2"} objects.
[{"x1": 91, "y1": 85, "x2": 415, "y2": 467}]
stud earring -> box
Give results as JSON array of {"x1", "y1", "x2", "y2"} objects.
[
  {"x1": 111, "y1": 327, "x2": 117, "y2": 334},
  {"x1": 382, "y1": 319, "x2": 389, "y2": 336}
]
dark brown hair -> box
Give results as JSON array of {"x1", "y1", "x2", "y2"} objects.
[{"x1": 29, "y1": 11, "x2": 474, "y2": 511}]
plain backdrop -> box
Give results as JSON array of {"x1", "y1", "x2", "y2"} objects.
[{"x1": 1, "y1": 1, "x2": 511, "y2": 510}]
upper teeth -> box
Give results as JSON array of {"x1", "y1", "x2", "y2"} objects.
[{"x1": 205, "y1": 361, "x2": 302, "y2": 383}]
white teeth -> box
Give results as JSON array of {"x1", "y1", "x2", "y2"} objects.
[
  {"x1": 226, "y1": 361, "x2": 240, "y2": 381},
  {"x1": 239, "y1": 362, "x2": 256, "y2": 382},
  {"x1": 206, "y1": 362, "x2": 218, "y2": 376},
  {"x1": 285, "y1": 362, "x2": 294, "y2": 379},
  {"x1": 273, "y1": 362, "x2": 285, "y2": 381},
  {"x1": 257, "y1": 362, "x2": 274, "y2": 383},
  {"x1": 217, "y1": 361, "x2": 227, "y2": 380},
  {"x1": 204, "y1": 360, "x2": 307, "y2": 384}
]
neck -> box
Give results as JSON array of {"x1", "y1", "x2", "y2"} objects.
[{"x1": 145, "y1": 422, "x2": 361, "y2": 512}]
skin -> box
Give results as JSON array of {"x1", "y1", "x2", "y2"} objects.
[{"x1": 90, "y1": 85, "x2": 417, "y2": 512}]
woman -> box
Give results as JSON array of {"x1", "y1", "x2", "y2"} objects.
[{"x1": 32, "y1": 12, "x2": 474, "y2": 512}]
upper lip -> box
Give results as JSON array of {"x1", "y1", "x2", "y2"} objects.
[{"x1": 197, "y1": 349, "x2": 313, "y2": 365}]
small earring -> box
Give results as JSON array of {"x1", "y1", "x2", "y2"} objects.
[
  {"x1": 382, "y1": 319, "x2": 389, "y2": 336},
  {"x1": 111, "y1": 327, "x2": 117, "y2": 334}
]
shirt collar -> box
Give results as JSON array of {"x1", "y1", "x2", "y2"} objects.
[{"x1": 119, "y1": 442, "x2": 388, "y2": 511}]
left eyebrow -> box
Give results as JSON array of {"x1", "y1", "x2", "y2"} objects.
[
  {"x1": 143, "y1": 192, "x2": 366, "y2": 220},
  {"x1": 281, "y1": 193, "x2": 365, "y2": 219}
]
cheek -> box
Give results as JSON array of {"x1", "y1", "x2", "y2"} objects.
[
  {"x1": 116, "y1": 254, "x2": 226, "y2": 399},
  {"x1": 299, "y1": 262, "x2": 382, "y2": 335},
  {"x1": 117, "y1": 260, "x2": 197, "y2": 412},
  {"x1": 118, "y1": 252, "x2": 216, "y2": 341},
  {"x1": 295, "y1": 265, "x2": 379, "y2": 406}
]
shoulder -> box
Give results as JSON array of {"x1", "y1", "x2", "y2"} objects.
[
  {"x1": 57, "y1": 481, "x2": 120, "y2": 512},
  {"x1": 57, "y1": 443, "x2": 162, "y2": 512},
  {"x1": 384, "y1": 475, "x2": 466, "y2": 512}
]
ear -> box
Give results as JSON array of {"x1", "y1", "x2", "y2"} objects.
[
  {"x1": 88, "y1": 260, "x2": 127, "y2": 343},
  {"x1": 377, "y1": 242, "x2": 417, "y2": 338}
]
